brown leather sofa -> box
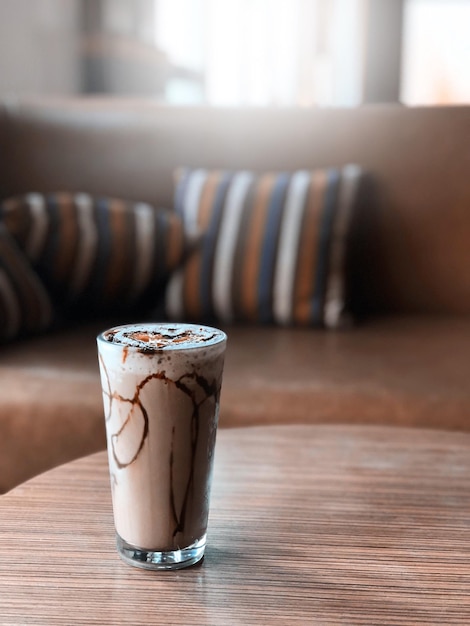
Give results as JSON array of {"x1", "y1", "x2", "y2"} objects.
[{"x1": 1, "y1": 98, "x2": 469, "y2": 494}]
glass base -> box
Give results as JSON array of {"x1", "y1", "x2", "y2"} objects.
[{"x1": 116, "y1": 534, "x2": 206, "y2": 571}]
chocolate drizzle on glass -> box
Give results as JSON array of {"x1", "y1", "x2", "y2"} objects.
[
  {"x1": 170, "y1": 372, "x2": 221, "y2": 540},
  {"x1": 99, "y1": 352, "x2": 222, "y2": 540}
]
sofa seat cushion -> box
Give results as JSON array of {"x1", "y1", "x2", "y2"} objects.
[
  {"x1": 1, "y1": 315, "x2": 470, "y2": 492},
  {"x1": 222, "y1": 316, "x2": 470, "y2": 431}
]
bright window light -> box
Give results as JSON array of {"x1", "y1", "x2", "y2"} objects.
[
  {"x1": 401, "y1": 0, "x2": 470, "y2": 105},
  {"x1": 154, "y1": 0, "x2": 364, "y2": 106}
]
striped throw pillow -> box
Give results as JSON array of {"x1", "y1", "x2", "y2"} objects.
[
  {"x1": 0, "y1": 223, "x2": 53, "y2": 342},
  {"x1": 165, "y1": 166, "x2": 363, "y2": 328},
  {"x1": 1, "y1": 193, "x2": 188, "y2": 315}
]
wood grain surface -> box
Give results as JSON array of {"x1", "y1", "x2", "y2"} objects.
[{"x1": 1, "y1": 424, "x2": 469, "y2": 625}]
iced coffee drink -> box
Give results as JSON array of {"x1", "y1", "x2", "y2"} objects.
[{"x1": 97, "y1": 323, "x2": 226, "y2": 570}]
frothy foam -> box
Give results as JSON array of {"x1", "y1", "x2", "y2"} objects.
[{"x1": 103, "y1": 324, "x2": 225, "y2": 351}]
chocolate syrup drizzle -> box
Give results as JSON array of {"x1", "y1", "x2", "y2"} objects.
[{"x1": 99, "y1": 353, "x2": 222, "y2": 540}]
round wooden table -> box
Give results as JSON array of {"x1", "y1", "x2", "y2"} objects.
[{"x1": 1, "y1": 425, "x2": 469, "y2": 625}]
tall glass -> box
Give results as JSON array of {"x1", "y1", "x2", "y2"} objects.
[{"x1": 97, "y1": 323, "x2": 227, "y2": 570}]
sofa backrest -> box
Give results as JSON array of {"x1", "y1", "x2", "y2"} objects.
[{"x1": 1, "y1": 98, "x2": 469, "y2": 316}]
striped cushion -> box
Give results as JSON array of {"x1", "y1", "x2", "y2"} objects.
[
  {"x1": 165, "y1": 166, "x2": 362, "y2": 328},
  {"x1": 0, "y1": 223, "x2": 53, "y2": 342},
  {"x1": 1, "y1": 193, "x2": 187, "y2": 314}
]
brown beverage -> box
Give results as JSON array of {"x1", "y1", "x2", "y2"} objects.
[{"x1": 97, "y1": 323, "x2": 227, "y2": 570}]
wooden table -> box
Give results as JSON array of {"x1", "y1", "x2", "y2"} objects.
[{"x1": 1, "y1": 425, "x2": 469, "y2": 625}]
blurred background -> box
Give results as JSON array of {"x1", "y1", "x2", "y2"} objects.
[{"x1": 0, "y1": 0, "x2": 468, "y2": 107}]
